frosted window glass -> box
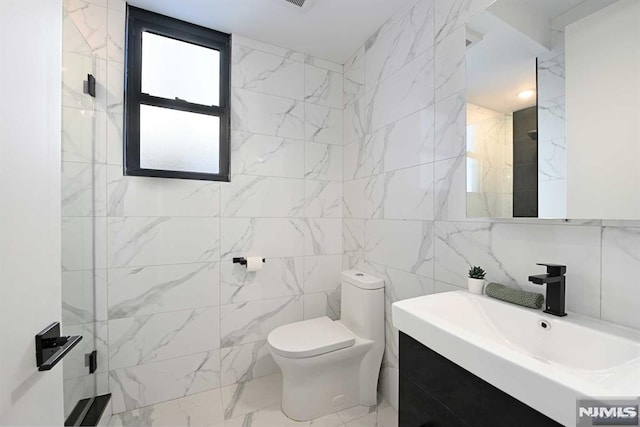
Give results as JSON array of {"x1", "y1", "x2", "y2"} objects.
[
  {"x1": 142, "y1": 32, "x2": 220, "y2": 106},
  {"x1": 139, "y1": 105, "x2": 220, "y2": 174}
]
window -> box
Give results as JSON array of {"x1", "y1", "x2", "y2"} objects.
[{"x1": 124, "y1": 6, "x2": 231, "y2": 181}]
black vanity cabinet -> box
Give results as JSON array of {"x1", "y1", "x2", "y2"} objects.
[{"x1": 398, "y1": 332, "x2": 562, "y2": 427}]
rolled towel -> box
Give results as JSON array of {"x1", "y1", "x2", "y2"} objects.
[{"x1": 485, "y1": 282, "x2": 544, "y2": 309}]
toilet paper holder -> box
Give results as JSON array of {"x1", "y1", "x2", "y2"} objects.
[{"x1": 232, "y1": 257, "x2": 266, "y2": 266}]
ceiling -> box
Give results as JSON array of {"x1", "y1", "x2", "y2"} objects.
[{"x1": 127, "y1": 0, "x2": 415, "y2": 64}]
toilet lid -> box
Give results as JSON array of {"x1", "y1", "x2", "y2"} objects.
[{"x1": 268, "y1": 316, "x2": 355, "y2": 358}]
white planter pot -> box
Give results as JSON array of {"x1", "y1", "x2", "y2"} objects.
[{"x1": 467, "y1": 278, "x2": 485, "y2": 295}]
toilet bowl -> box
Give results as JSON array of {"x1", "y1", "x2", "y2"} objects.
[{"x1": 267, "y1": 271, "x2": 384, "y2": 421}]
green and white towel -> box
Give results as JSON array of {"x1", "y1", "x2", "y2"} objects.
[{"x1": 485, "y1": 282, "x2": 544, "y2": 309}]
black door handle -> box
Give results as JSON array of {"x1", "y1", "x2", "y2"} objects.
[{"x1": 35, "y1": 322, "x2": 82, "y2": 371}]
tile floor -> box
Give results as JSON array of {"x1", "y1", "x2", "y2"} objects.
[{"x1": 108, "y1": 374, "x2": 398, "y2": 427}]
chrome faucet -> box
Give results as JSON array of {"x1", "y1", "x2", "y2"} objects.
[{"x1": 528, "y1": 263, "x2": 567, "y2": 317}]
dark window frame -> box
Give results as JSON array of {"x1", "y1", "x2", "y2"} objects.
[{"x1": 124, "y1": 5, "x2": 231, "y2": 182}]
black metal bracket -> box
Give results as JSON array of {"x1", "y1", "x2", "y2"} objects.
[
  {"x1": 232, "y1": 257, "x2": 265, "y2": 266},
  {"x1": 35, "y1": 322, "x2": 82, "y2": 371},
  {"x1": 87, "y1": 350, "x2": 97, "y2": 374},
  {"x1": 84, "y1": 74, "x2": 96, "y2": 97}
]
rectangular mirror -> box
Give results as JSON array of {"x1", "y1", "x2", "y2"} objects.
[{"x1": 466, "y1": 0, "x2": 640, "y2": 219}]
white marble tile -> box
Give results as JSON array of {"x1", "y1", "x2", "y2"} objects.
[
  {"x1": 304, "y1": 290, "x2": 341, "y2": 320},
  {"x1": 221, "y1": 257, "x2": 303, "y2": 304},
  {"x1": 109, "y1": 307, "x2": 220, "y2": 370},
  {"x1": 434, "y1": 26, "x2": 465, "y2": 102},
  {"x1": 64, "y1": 0, "x2": 108, "y2": 58},
  {"x1": 62, "y1": 52, "x2": 95, "y2": 110},
  {"x1": 231, "y1": 88, "x2": 305, "y2": 139},
  {"x1": 106, "y1": 112, "x2": 123, "y2": 165},
  {"x1": 62, "y1": 217, "x2": 96, "y2": 271},
  {"x1": 344, "y1": 96, "x2": 367, "y2": 144},
  {"x1": 344, "y1": 47, "x2": 365, "y2": 107},
  {"x1": 305, "y1": 64, "x2": 343, "y2": 109},
  {"x1": 365, "y1": 262, "x2": 434, "y2": 306},
  {"x1": 108, "y1": 217, "x2": 220, "y2": 268},
  {"x1": 304, "y1": 180, "x2": 342, "y2": 218},
  {"x1": 538, "y1": 96, "x2": 566, "y2": 140},
  {"x1": 108, "y1": 262, "x2": 220, "y2": 319},
  {"x1": 232, "y1": 46, "x2": 304, "y2": 100},
  {"x1": 94, "y1": 57, "x2": 108, "y2": 112},
  {"x1": 365, "y1": 0, "x2": 435, "y2": 90},
  {"x1": 106, "y1": 60, "x2": 123, "y2": 114},
  {"x1": 62, "y1": 162, "x2": 106, "y2": 217},
  {"x1": 365, "y1": 219, "x2": 434, "y2": 276},
  {"x1": 62, "y1": 270, "x2": 97, "y2": 325},
  {"x1": 434, "y1": 221, "x2": 602, "y2": 317},
  {"x1": 305, "y1": 142, "x2": 343, "y2": 182},
  {"x1": 343, "y1": 219, "x2": 366, "y2": 260},
  {"x1": 343, "y1": 139, "x2": 368, "y2": 181},
  {"x1": 434, "y1": 91, "x2": 465, "y2": 161},
  {"x1": 109, "y1": 350, "x2": 221, "y2": 413},
  {"x1": 220, "y1": 374, "x2": 283, "y2": 420},
  {"x1": 220, "y1": 296, "x2": 303, "y2": 347},
  {"x1": 231, "y1": 131, "x2": 304, "y2": 178},
  {"x1": 108, "y1": 389, "x2": 225, "y2": 427},
  {"x1": 220, "y1": 341, "x2": 279, "y2": 387},
  {"x1": 303, "y1": 254, "x2": 343, "y2": 293},
  {"x1": 304, "y1": 218, "x2": 343, "y2": 256},
  {"x1": 343, "y1": 178, "x2": 366, "y2": 219},
  {"x1": 62, "y1": 321, "x2": 108, "y2": 379},
  {"x1": 601, "y1": 227, "x2": 640, "y2": 330},
  {"x1": 538, "y1": 138, "x2": 566, "y2": 182},
  {"x1": 341, "y1": 399, "x2": 397, "y2": 427},
  {"x1": 63, "y1": 9, "x2": 94, "y2": 56},
  {"x1": 62, "y1": 107, "x2": 101, "y2": 163},
  {"x1": 305, "y1": 55, "x2": 343, "y2": 73},
  {"x1": 434, "y1": 0, "x2": 493, "y2": 42},
  {"x1": 220, "y1": 218, "x2": 305, "y2": 260},
  {"x1": 107, "y1": 7, "x2": 124, "y2": 62},
  {"x1": 365, "y1": 164, "x2": 434, "y2": 220},
  {"x1": 221, "y1": 175, "x2": 304, "y2": 217},
  {"x1": 107, "y1": 166, "x2": 220, "y2": 217},
  {"x1": 368, "y1": 106, "x2": 435, "y2": 174},
  {"x1": 434, "y1": 155, "x2": 467, "y2": 221},
  {"x1": 305, "y1": 104, "x2": 344, "y2": 145},
  {"x1": 225, "y1": 402, "x2": 343, "y2": 427},
  {"x1": 232, "y1": 35, "x2": 305, "y2": 63},
  {"x1": 366, "y1": 48, "x2": 435, "y2": 132}
]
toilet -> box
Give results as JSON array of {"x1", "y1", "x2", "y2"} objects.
[{"x1": 267, "y1": 270, "x2": 384, "y2": 421}]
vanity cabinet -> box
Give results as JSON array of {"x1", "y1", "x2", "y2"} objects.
[{"x1": 398, "y1": 332, "x2": 561, "y2": 427}]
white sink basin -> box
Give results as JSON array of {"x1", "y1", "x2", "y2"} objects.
[{"x1": 392, "y1": 291, "x2": 640, "y2": 426}]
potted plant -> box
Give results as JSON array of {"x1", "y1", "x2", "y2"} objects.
[{"x1": 467, "y1": 266, "x2": 486, "y2": 295}]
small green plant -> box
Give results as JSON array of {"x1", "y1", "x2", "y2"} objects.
[{"x1": 468, "y1": 266, "x2": 486, "y2": 280}]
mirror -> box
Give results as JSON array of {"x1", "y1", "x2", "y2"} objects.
[{"x1": 466, "y1": 0, "x2": 640, "y2": 219}]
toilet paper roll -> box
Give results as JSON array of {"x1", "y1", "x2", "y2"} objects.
[{"x1": 245, "y1": 256, "x2": 263, "y2": 272}]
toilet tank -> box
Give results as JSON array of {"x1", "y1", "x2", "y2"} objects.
[{"x1": 340, "y1": 271, "x2": 384, "y2": 344}]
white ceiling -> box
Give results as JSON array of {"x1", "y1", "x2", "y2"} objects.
[{"x1": 127, "y1": 0, "x2": 416, "y2": 64}]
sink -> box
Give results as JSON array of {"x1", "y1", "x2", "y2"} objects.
[{"x1": 392, "y1": 291, "x2": 640, "y2": 426}]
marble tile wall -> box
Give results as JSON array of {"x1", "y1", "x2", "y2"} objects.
[
  {"x1": 65, "y1": 0, "x2": 344, "y2": 416},
  {"x1": 342, "y1": 0, "x2": 640, "y2": 410}
]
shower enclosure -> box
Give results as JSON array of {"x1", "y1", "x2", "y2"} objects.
[{"x1": 60, "y1": 8, "x2": 106, "y2": 424}]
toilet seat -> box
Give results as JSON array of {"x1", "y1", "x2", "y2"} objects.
[{"x1": 268, "y1": 316, "x2": 355, "y2": 358}]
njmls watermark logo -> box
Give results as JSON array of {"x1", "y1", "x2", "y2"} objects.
[{"x1": 577, "y1": 398, "x2": 640, "y2": 426}]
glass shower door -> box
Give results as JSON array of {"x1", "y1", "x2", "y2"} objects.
[{"x1": 61, "y1": 9, "x2": 100, "y2": 423}]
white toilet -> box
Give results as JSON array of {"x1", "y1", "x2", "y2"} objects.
[{"x1": 267, "y1": 270, "x2": 384, "y2": 421}]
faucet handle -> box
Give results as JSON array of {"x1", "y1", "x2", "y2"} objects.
[{"x1": 536, "y1": 263, "x2": 566, "y2": 276}]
